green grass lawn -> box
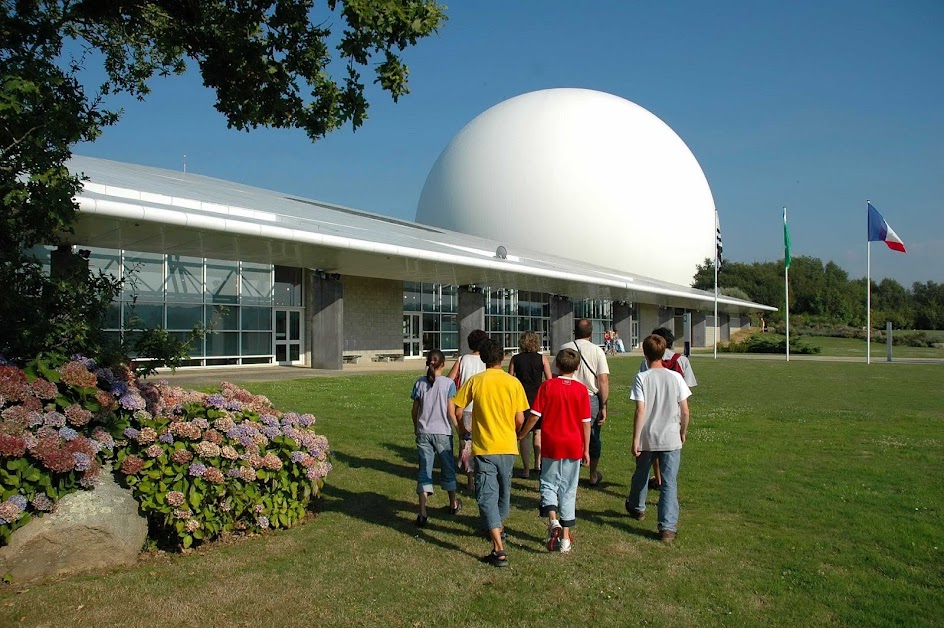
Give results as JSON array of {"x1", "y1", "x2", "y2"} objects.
[
  {"x1": 805, "y1": 335, "x2": 944, "y2": 359},
  {"x1": 2, "y1": 360, "x2": 942, "y2": 626}
]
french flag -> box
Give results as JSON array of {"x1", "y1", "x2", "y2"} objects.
[{"x1": 867, "y1": 202, "x2": 906, "y2": 253}]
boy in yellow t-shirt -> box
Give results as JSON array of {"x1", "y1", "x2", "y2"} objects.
[{"x1": 452, "y1": 338, "x2": 528, "y2": 568}]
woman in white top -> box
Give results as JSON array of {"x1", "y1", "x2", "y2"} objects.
[{"x1": 447, "y1": 329, "x2": 489, "y2": 493}]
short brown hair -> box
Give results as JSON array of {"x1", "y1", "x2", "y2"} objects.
[
  {"x1": 642, "y1": 334, "x2": 667, "y2": 364},
  {"x1": 518, "y1": 330, "x2": 540, "y2": 353},
  {"x1": 555, "y1": 348, "x2": 580, "y2": 374}
]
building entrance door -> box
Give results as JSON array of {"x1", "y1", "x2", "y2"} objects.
[
  {"x1": 275, "y1": 309, "x2": 304, "y2": 365},
  {"x1": 403, "y1": 313, "x2": 421, "y2": 357}
]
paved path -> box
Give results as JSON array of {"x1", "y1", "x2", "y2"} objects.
[{"x1": 151, "y1": 350, "x2": 940, "y2": 389}]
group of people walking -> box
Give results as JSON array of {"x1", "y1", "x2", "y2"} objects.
[{"x1": 408, "y1": 320, "x2": 696, "y2": 568}]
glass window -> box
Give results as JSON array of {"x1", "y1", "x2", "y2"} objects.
[
  {"x1": 124, "y1": 303, "x2": 163, "y2": 329},
  {"x1": 206, "y1": 332, "x2": 239, "y2": 356},
  {"x1": 241, "y1": 263, "x2": 273, "y2": 306},
  {"x1": 241, "y1": 307, "x2": 272, "y2": 331},
  {"x1": 104, "y1": 303, "x2": 121, "y2": 329},
  {"x1": 166, "y1": 255, "x2": 204, "y2": 303},
  {"x1": 206, "y1": 259, "x2": 239, "y2": 304},
  {"x1": 206, "y1": 305, "x2": 238, "y2": 331},
  {"x1": 274, "y1": 266, "x2": 302, "y2": 306},
  {"x1": 123, "y1": 252, "x2": 164, "y2": 302},
  {"x1": 241, "y1": 332, "x2": 272, "y2": 355},
  {"x1": 88, "y1": 247, "x2": 121, "y2": 280},
  {"x1": 167, "y1": 304, "x2": 203, "y2": 330}
]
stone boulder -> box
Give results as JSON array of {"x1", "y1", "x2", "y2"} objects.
[{"x1": 0, "y1": 467, "x2": 147, "y2": 582}]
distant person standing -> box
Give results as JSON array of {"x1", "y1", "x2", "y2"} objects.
[
  {"x1": 639, "y1": 326, "x2": 696, "y2": 490},
  {"x1": 626, "y1": 334, "x2": 692, "y2": 543},
  {"x1": 559, "y1": 319, "x2": 610, "y2": 487},
  {"x1": 509, "y1": 331, "x2": 552, "y2": 479},
  {"x1": 613, "y1": 330, "x2": 625, "y2": 353}
]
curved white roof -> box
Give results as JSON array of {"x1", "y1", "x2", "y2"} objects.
[{"x1": 67, "y1": 155, "x2": 774, "y2": 314}]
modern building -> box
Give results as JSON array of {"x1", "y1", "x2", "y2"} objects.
[{"x1": 53, "y1": 89, "x2": 775, "y2": 369}]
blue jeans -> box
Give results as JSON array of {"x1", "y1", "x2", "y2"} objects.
[
  {"x1": 416, "y1": 433, "x2": 457, "y2": 495},
  {"x1": 589, "y1": 394, "x2": 602, "y2": 461},
  {"x1": 539, "y1": 458, "x2": 582, "y2": 527},
  {"x1": 627, "y1": 449, "x2": 681, "y2": 532},
  {"x1": 474, "y1": 454, "x2": 515, "y2": 531}
]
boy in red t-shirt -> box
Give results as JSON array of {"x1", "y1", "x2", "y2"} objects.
[{"x1": 517, "y1": 348, "x2": 591, "y2": 553}]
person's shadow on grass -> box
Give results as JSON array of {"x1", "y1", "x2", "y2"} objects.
[
  {"x1": 316, "y1": 482, "x2": 482, "y2": 558},
  {"x1": 330, "y1": 449, "x2": 416, "y2": 481}
]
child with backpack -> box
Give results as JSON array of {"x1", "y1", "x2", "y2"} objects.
[
  {"x1": 411, "y1": 349, "x2": 462, "y2": 527},
  {"x1": 638, "y1": 327, "x2": 697, "y2": 489}
]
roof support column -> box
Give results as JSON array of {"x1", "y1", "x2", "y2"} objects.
[
  {"x1": 306, "y1": 271, "x2": 343, "y2": 370},
  {"x1": 612, "y1": 301, "x2": 634, "y2": 352},
  {"x1": 458, "y1": 286, "x2": 485, "y2": 353},
  {"x1": 690, "y1": 311, "x2": 707, "y2": 349},
  {"x1": 549, "y1": 295, "x2": 574, "y2": 352},
  {"x1": 637, "y1": 304, "x2": 660, "y2": 341}
]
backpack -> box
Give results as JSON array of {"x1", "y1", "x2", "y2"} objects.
[{"x1": 663, "y1": 353, "x2": 684, "y2": 376}]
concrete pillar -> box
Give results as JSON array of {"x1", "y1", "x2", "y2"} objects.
[
  {"x1": 458, "y1": 286, "x2": 485, "y2": 353},
  {"x1": 306, "y1": 272, "x2": 343, "y2": 369},
  {"x1": 50, "y1": 245, "x2": 89, "y2": 281},
  {"x1": 549, "y1": 296, "x2": 574, "y2": 351},
  {"x1": 612, "y1": 301, "x2": 633, "y2": 352},
  {"x1": 658, "y1": 306, "x2": 675, "y2": 330},
  {"x1": 691, "y1": 311, "x2": 707, "y2": 348},
  {"x1": 637, "y1": 304, "x2": 658, "y2": 341},
  {"x1": 720, "y1": 313, "x2": 731, "y2": 341}
]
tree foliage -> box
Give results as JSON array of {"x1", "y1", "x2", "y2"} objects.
[
  {"x1": 694, "y1": 258, "x2": 944, "y2": 330},
  {"x1": 1, "y1": 0, "x2": 446, "y2": 361}
]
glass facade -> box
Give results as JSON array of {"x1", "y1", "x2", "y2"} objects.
[
  {"x1": 486, "y1": 289, "x2": 551, "y2": 352},
  {"x1": 403, "y1": 282, "x2": 458, "y2": 356},
  {"x1": 573, "y1": 298, "x2": 613, "y2": 346},
  {"x1": 85, "y1": 247, "x2": 294, "y2": 366}
]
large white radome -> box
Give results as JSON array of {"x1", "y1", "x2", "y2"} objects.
[{"x1": 416, "y1": 88, "x2": 715, "y2": 286}]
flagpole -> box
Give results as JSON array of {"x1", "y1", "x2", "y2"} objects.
[
  {"x1": 866, "y1": 200, "x2": 871, "y2": 365},
  {"x1": 784, "y1": 206, "x2": 790, "y2": 362},
  {"x1": 713, "y1": 228, "x2": 719, "y2": 360}
]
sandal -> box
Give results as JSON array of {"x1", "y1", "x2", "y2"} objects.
[
  {"x1": 588, "y1": 471, "x2": 603, "y2": 487},
  {"x1": 449, "y1": 499, "x2": 462, "y2": 515},
  {"x1": 415, "y1": 514, "x2": 428, "y2": 527},
  {"x1": 479, "y1": 549, "x2": 508, "y2": 568}
]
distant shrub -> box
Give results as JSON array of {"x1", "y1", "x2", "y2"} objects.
[
  {"x1": 872, "y1": 331, "x2": 938, "y2": 348},
  {"x1": 720, "y1": 334, "x2": 820, "y2": 355}
]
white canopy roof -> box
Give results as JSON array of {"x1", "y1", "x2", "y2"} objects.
[{"x1": 67, "y1": 156, "x2": 775, "y2": 314}]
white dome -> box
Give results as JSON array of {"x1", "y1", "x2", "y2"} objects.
[{"x1": 416, "y1": 88, "x2": 716, "y2": 286}]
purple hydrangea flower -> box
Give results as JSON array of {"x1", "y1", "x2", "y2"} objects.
[
  {"x1": 227, "y1": 468, "x2": 241, "y2": 477},
  {"x1": 95, "y1": 367, "x2": 115, "y2": 383},
  {"x1": 124, "y1": 427, "x2": 140, "y2": 440},
  {"x1": 262, "y1": 425, "x2": 281, "y2": 439},
  {"x1": 28, "y1": 412, "x2": 44, "y2": 428},
  {"x1": 59, "y1": 427, "x2": 79, "y2": 441},
  {"x1": 239, "y1": 436, "x2": 255, "y2": 448},
  {"x1": 193, "y1": 418, "x2": 210, "y2": 430},
  {"x1": 119, "y1": 392, "x2": 146, "y2": 411},
  {"x1": 44, "y1": 411, "x2": 66, "y2": 428},
  {"x1": 188, "y1": 462, "x2": 207, "y2": 477},
  {"x1": 290, "y1": 451, "x2": 305, "y2": 463},
  {"x1": 72, "y1": 452, "x2": 91, "y2": 472},
  {"x1": 70, "y1": 354, "x2": 97, "y2": 369},
  {"x1": 110, "y1": 381, "x2": 129, "y2": 396},
  {"x1": 256, "y1": 515, "x2": 269, "y2": 529},
  {"x1": 158, "y1": 432, "x2": 174, "y2": 444},
  {"x1": 205, "y1": 394, "x2": 226, "y2": 409},
  {"x1": 225, "y1": 400, "x2": 242, "y2": 411},
  {"x1": 9, "y1": 495, "x2": 27, "y2": 510},
  {"x1": 299, "y1": 414, "x2": 315, "y2": 427},
  {"x1": 261, "y1": 415, "x2": 280, "y2": 428}
]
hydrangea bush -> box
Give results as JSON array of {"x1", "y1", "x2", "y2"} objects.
[
  {"x1": 0, "y1": 356, "x2": 116, "y2": 544},
  {"x1": 112, "y1": 381, "x2": 331, "y2": 548},
  {"x1": 0, "y1": 355, "x2": 331, "y2": 549}
]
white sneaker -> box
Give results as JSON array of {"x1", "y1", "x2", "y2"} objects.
[
  {"x1": 560, "y1": 537, "x2": 572, "y2": 553},
  {"x1": 546, "y1": 520, "x2": 562, "y2": 551}
]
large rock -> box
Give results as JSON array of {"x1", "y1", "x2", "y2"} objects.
[{"x1": 0, "y1": 467, "x2": 147, "y2": 582}]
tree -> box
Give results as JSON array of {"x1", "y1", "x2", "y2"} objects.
[{"x1": 1, "y1": 0, "x2": 446, "y2": 361}]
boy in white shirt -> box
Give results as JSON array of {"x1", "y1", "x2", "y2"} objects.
[{"x1": 625, "y1": 334, "x2": 691, "y2": 543}]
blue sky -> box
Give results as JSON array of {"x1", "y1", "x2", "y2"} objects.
[{"x1": 77, "y1": 1, "x2": 944, "y2": 286}]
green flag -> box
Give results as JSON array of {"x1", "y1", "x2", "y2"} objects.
[{"x1": 783, "y1": 207, "x2": 791, "y2": 269}]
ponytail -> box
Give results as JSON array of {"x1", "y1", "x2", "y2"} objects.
[{"x1": 425, "y1": 349, "x2": 446, "y2": 385}]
